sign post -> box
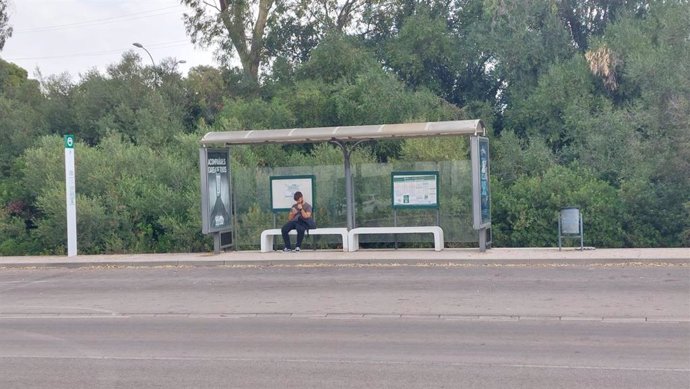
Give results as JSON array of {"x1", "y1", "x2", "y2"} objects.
[{"x1": 64, "y1": 135, "x2": 77, "y2": 257}]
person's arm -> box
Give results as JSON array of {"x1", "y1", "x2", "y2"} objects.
[
  {"x1": 287, "y1": 206, "x2": 298, "y2": 221},
  {"x1": 297, "y1": 203, "x2": 312, "y2": 219}
]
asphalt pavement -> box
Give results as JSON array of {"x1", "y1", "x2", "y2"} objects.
[
  {"x1": 1, "y1": 260, "x2": 689, "y2": 388},
  {"x1": 2, "y1": 317, "x2": 688, "y2": 389}
]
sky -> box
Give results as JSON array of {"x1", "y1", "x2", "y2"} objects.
[{"x1": 1, "y1": 0, "x2": 218, "y2": 80}]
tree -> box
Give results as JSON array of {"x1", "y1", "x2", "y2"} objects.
[
  {"x1": 556, "y1": 0, "x2": 648, "y2": 52},
  {"x1": 593, "y1": 1, "x2": 690, "y2": 246},
  {"x1": 181, "y1": 0, "x2": 371, "y2": 83},
  {"x1": 362, "y1": 1, "x2": 500, "y2": 108},
  {"x1": 504, "y1": 55, "x2": 602, "y2": 153},
  {"x1": 0, "y1": 59, "x2": 46, "y2": 178},
  {"x1": 62, "y1": 53, "x2": 187, "y2": 146},
  {"x1": 182, "y1": 0, "x2": 279, "y2": 83},
  {"x1": 491, "y1": 130, "x2": 555, "y2": 185},
  {"x1": 383, "y1": 8, "x2": 457, "y2": 98},
  {"x1": 265, "y1": 0, "x2": 371, "y2": 63},
  {"x1": 183, "y1": 65, "x2": 227, "y2": 126},
  {"x1": 0, "y1": 0, "x2": 12, "y2": 51}
]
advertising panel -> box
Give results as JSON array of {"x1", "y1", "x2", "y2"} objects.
[
  {"x1": 200, "y1": 148, "x2": 232, "y2": 234},
  {"x1": 270, "y1": 175, "x2": 315, "y2": 212},
  {"x1": 471, "y1": 136, "x2": 491, "y2": 229},
  {"x1": 391, "y1": 172, "x2": 439, "y2": 209}
]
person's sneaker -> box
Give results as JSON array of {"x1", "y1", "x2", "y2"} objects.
[
  {"x1": 294, "y1": 247, "x2": 301, "y2": 252},
  {"x1": 283, "y1": 248, "x2": 291, "y2": 252}
]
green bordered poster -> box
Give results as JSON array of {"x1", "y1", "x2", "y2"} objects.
[
  {"x1": 391, "y1": 171, "x2": 439, "y2": 209},
  {"x1": 270, "y1": 175, "x2": 315, "y2": 212}
]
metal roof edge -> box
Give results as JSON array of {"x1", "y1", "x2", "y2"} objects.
[{"x1": 199, "y1": 120, "x2": 485, "y2": 146}]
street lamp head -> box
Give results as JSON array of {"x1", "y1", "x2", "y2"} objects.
[
  {"x1": 177, "y1": 60, "x2": 187, "y2": 64},
  {"x1": 132, "y1": 42, "x2": 156, "y2": 68}
]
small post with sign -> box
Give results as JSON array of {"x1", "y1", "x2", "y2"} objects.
[
  {"x1": 558, "y1": 207, "x2": 583, "y2": 251},
  {"x1": 64, "y1": 135, "x2": 77, "y2": 257}
]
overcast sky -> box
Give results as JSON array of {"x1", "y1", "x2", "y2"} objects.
[{"x1": 1, "y1": 0, "x2": 217, "y2": 80}]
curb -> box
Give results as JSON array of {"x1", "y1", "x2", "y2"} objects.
[
  {"x1": 1, "y1": 248, "x2": 688, "y2": 269},
  {"x1": 0, "y1": 312, "x2": 687, "y2": 323},
  {"x1": 2, "y1": 258, "x2": 689, "y2": 269}
]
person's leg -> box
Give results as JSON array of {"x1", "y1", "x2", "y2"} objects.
[
  {"x1": 281, "y1": 220, "x2": 297, "y2": 250},
  {"x1": 295, "y1": 223, "x2": 307, "y2": 250}
]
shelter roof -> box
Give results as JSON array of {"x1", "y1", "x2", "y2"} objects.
[{"x1": 200, "y1": 120, "x2": 485, "y2": 146}]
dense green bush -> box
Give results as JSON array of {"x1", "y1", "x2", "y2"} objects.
[{"x1": 493, "y1": 165, "x2": 624, "y2": 248}]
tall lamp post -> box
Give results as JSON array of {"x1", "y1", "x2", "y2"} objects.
[
  {"x1": 132, "y1": 42, "x2": 156, "y2": 68},
  {"x1": 133, "y1": 43, "x2": 187, "y2": 84}
]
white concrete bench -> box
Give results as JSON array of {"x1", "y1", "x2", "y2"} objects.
[
  {"x1": 260, "y1": 228, "x2": 349, "y2": 252},
  {"x1": 348, "y1": 226, "x2": 444, "y2": 252}
]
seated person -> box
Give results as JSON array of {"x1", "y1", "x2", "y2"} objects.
[{"x1": 281, "y1": 191, "x2": 316, "y2": 252}]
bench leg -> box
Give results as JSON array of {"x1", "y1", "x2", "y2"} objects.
[
  {"x1": 261, "y1": 234, "x2": 274, "y2": 253},
  {"x1": 349, "y1": 234, "x2": 359, "y2": 252},
  {"x1": 434, "y1": 231, "x2": 444, "y2": 251},
  {"x1": 341, "y1": 233, "x2": 349, "y2": 252}
]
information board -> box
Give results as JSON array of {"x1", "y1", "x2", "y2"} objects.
[
  {"x1": 391, "y1": 172, "x2": 439, "y2": 209},
  {"x1": 270, "y1": 175, "x2": 315, "y2": 211}
]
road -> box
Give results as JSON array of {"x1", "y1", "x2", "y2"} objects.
[{"x1": 1, "y1": 262, "x2": 688, "y2": 388}]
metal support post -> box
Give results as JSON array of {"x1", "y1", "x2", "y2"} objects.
[
  {"x1": 213, "y1": 232, "x2": 221, "y2": 254},
  {"x1": 393, "y1": 209, "x2": 398, "y2": 249},
  {"x1": 479, "y1": 228, "x2": 487, "y2": 252},
  {"x1": 343, "y1": 148, "x2": 355, "y2": 230},
  {"x1": 332, "y1": 140, "x2": 368, "y2": 231}
]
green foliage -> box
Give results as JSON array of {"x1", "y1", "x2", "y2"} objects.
[
  {"x1": 331, "y1": 69, "x2": 458, "y2": 126},
  {"x1": 0, "y1": 207, "x2": 33, "y2": 255},
  {"x1": 298, "y1": 34, "x2": 379, "y2": 84},
  {"x1": 290, "y1": 37, "x2": 409, "y2": 127},
  {"x1": 482, "y1": 0, "x2": 576, "y2": 108},
  {"x1": 1, "y1": 0, "x2": 688, "y2": 253},
  {"x1": 236, "y1": 203, "x2": 273, "y2": 250},
  {"x1": 504, "y1": 55, "x2": 601, "y2": 152},
  {"x1": 493, "y1": 165, "x2": 624, "y2": 247},
  {"x1": 218, "y1": 97, "x2": 295, "y2": 130},
  {"x1": 398, "y1": 137, "x2": 467, "y2": 162},
  {"x1": 12, "y1": 134, "x2": 207, "y2": 254},
  {"x1": 0, "y1": 0, "x2": 11, "y2": 50},
  {"x1": 491, "y1": 131, "x2": 555, "y2": 185},
  {"x1": 0, "y1": 59, "x2": 47, "y2": 178},
  {"x1": 619, "y1": 179, "x2": 690, "y2": 247},
  {"x1": 184, "y1": 66, "x2": 228, "y2": 126},
  {"x1": 384, "y1": 8, "x2": 457, "y2": 97},
  {"x1": 48, "y1": 53, "x2": 187, "y2": 147}
]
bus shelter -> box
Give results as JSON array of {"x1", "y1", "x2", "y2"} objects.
[{"x1": 199, "y1": 120, "x2": 491, "y2": 252}]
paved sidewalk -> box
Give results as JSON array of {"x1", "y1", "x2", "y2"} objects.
[{"x1": 1, "y1": 247, "x2": 688, "y2": 268}]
